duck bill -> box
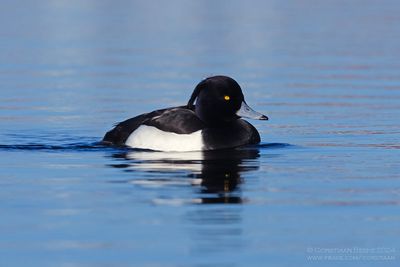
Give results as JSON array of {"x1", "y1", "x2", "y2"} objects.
[{"x1": 236, "y1": 101, "x2": 268, "y2": 120}]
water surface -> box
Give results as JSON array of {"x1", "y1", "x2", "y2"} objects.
[{"x1": 1, "y1": 1, "x2": 399, "y2": 266}]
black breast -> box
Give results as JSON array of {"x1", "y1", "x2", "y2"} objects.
[{"x1": 201, "y1": 119, "x2": 261, "y2": 150}]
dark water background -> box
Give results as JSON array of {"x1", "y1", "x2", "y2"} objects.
[{"x1": 1, "y1": 1, "x2": 399, "y2": 266}]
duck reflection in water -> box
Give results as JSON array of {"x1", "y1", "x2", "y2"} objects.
[{"x1": 108, "y1": 146, "x2": 260, "y2": 204}]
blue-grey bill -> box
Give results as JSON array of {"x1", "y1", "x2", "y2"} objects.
[{"x1": 236, "y1": 101, "x2": 268, "y2": 120}]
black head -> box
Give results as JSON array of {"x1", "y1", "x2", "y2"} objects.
[{"x1": 187, "y1": 76, "x2": 268, "y2": 125}]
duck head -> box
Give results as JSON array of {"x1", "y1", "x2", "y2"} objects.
[{"x1": 187, "y1": 75, "x2": 268, "y2": 125}]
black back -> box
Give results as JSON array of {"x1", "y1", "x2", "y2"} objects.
[{"x1": 102, "y1": 106, "x2": 204, "y2": 145}]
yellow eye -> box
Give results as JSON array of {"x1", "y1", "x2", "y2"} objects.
[{"x1": 224, "y1": 95, "x2": 230, "y2": 101}]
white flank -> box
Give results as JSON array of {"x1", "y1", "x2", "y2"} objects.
[{"x1": 125, "y1": 125, "x2": 203, "y2": 152}]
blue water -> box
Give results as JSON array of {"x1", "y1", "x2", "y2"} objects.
[{"x1": 1, "y1": 1, "x2": 400, "y2": 266}]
